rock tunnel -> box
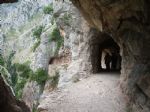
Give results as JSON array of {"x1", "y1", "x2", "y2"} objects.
[
  {"x1": 90, "y1": 30, "x2": 121, "y2": 73},
  {"x1": 70, "y1": 0, "x2": 150, "y2": 111}
]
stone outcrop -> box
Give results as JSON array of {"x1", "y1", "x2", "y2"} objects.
[
  {"x1": 52, "y1": 0, "x2": 94, "y2": 87},
  {"x1": 70, "y1": 0, "x2": 150, "y2": 111}
]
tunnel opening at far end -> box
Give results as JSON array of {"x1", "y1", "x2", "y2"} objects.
[{"x1": 90, "y1": 33, "x2": 121, "y2": 74}]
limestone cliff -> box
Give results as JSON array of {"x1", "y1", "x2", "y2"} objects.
[
  {"x1": 1, "y1": 0, "x2": 91, "y2": 111},
  {"x1": 0, "y1": 0, "x2": 57, "y2": 111}
]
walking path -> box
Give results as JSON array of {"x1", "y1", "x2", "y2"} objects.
[{"x1": 38, "y1": 72, "x2": 127, "y2": 112}]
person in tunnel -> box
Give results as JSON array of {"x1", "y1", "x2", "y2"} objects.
[
  {"x1": 111, "y1": 52, "x2": 118, "y2": 70},
  {"x1": 104, "y1": 53, "x2": 111, "y2": 70},
  {"x1": 117, "y1": 54, "x2": 122, "y2": 71}
]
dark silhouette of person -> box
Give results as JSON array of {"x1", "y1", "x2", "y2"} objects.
[
  {"x1": 111, "y1": 52, "x2": 118, "y2": 70},
  {"x1": 116, "y1": 53, "x2": 122, "y2": 71},
  {"x1": 104, "y1": 53, "x2": 111, "y2": 70}
]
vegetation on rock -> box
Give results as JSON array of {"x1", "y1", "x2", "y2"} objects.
[
  {"x1": 0, "y1": 54, "x2": 5, "y2": 66},
  {"x1": 32, "y1": 25, "x2": 44, "y2": 52},
  {"x1": 62, "y1": 13, "x2": 72, "y2": 26},
  {"x1": 33, "y1": 26, "x2": 43, "y2": 39},
  {"x1": 0, "y1": 65, "x2": 12, "y2": 85},
  {"x1": 43, "y1": 3, "x2": 53, "y2": 14},
  {"x1": 30, "y1": 68, "x2": 48, "y2": 86},
  {"x1": 32, "y1": 40, "x2": 41, "y2": 52},
  {"x1": 13, "y1": 62, "x2": 32, "y2": 99},
  {"x1": 49, "y1": 26, "x2": 64, "y2": 55},
  {"x1": 0, "y1": 52, "x2": 48, "y2": 99},
  {"x1": 13, "y1": 62, "x2": 49, "y2": 99}
]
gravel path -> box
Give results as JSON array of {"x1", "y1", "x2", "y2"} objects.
[{"x1": 38, "y1": 72, "x2": 127, "y2": 112}]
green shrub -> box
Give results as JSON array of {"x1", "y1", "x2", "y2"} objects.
[
  {"x1": 11, "y1": 62, "x2": 33, "y2": 99},
  {"x1": 55, "y1": 37, "x2": 64, "y2": 55},
  {"x1": 1, "y1": 53, "x2": 40, "y2": 99},
  {"x1": 10, "y1": 65, "x2": 18, "y2": 86},
  {"x1": 12, "y1": 63, "x2": 49, "y2": 99},
  {"x1": 62, "y1": 13, "x2": 72, "y2": 26},
  {"x1": 30, "y1": 68, "x2": 48, "y2": 86},
  {"x1": 31, "y1": 40, "x2": 41, "y2": 52},
  {"x1": 2, "y1": 51, "x2": 49, "y2": 99},
  {"x1": 49, "y1": 27, "x2": 64, "y2": 54},
  {"x1": 0, "y1": 54, "x2": 5, "y2": 66},
  {"x1": 43, "y1": 4, "x2": 53, "y2": 14},
  {"x1": 50, "y1": 27, "x2": 62, "y2": 41},
  {"x1": 0, "y1": 66, "x2": 12, "y2": 85},
  {"x1": 15, "y1": 62, "x2": 33, "y2": 78},
  {"x1": 0, "y1": 52, "x2": 17, "y2": 87},
  {"x1": 5, "y1": 51, "x2": 15, "y2": 70},
  {"x1": 15, "y1": 78, "x2": 27, "y2": 99},
  {"x1": 33, "y1": 26, "x2": 43, "y2": 39},
  {"x1": 32, "y1": 25, "x2": 43, "y2": 52}
]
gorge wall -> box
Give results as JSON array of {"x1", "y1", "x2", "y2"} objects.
[{"x1": 0, "y1": 0, "x2": 94, "y2": 111}]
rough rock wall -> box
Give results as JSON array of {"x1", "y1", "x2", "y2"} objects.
[
  {"x1": 70, "y1": 0, "x2": 150, "y2": 111},
  {"x1": 0, "y1": 0, "x2": 51, "y2": 30},
  {"x1": 0, "y1": 74, "x2": 30, "y2": 112},
  {"x1": 0, "y1": 0, "x2": 52, "y2": 61},
  {"x1": 37, "y1": 1, "x2": 101, "y2": 110},
  {"x1": 52, "y1": 0, "x2": 93, "y2": 87}
]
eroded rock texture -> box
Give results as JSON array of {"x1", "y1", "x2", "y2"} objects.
[
  {"x1": 0, "y1": 74, "x2": 30, "y2": 112},
  {"x1": 70, "y1": 0, "x2": 150, "y2": 111},
  {"x1": 52, "y1": 0, "x2": 93, "y2": 87}
]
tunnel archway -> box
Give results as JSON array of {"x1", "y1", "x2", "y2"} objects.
[{"x1": 90, "y1": 32, "x2": 121, "y2": 73}]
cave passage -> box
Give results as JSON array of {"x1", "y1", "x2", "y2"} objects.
[{"x1": 91, "y1": 33, "x2": 121, "y2": 73}]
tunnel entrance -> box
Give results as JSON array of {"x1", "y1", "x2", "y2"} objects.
[{"x1": 90, "y1": 33, "x2": 121, "y2": 73}]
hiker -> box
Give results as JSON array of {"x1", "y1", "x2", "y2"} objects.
[
  {"x1": 104, "y1": 53, "x2": 111, "y2": 70},
  {"x1": 111, "y1": 53, "x2": 118, "y2": 70}
]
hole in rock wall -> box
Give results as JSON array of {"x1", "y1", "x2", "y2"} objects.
[
  {"x1": 90, "y1": 33, "x2": 121, "y2": 73},
  {"x1": 48, "y1": 48, "x2": 71, "y2": 65},
  {"x1": 48, "y1": 48, "x2": 71, "y2": 76}
]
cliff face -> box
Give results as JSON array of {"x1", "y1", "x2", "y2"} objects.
[
  {"x1": 70, "y1": 0, "x2": 150, "y2": 111},
  {"x1": 0, "y1": 0, "x2": 56, "y2": 111},
  {"x1": 1, "y1": 0, "x2": 92, "y2": 111},
  {"x1": 52, "y1": 0, "x2": 92, "y2": 87}
]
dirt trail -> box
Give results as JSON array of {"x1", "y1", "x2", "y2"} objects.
[{"x1": 38, "y1": 72, "x2": 127, "y2": 112}]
